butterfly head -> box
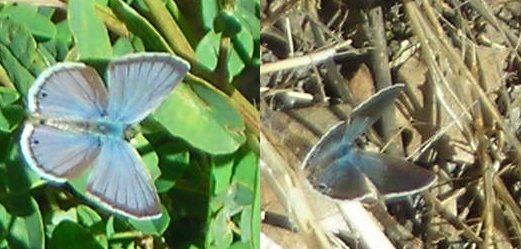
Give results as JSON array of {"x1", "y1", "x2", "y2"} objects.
[
  {"x1": 94, "y1": 120, "x2": 128, "y2": 139},
  {"x1": 123, "y1": 124, "x2": 141, "y2": 141}
]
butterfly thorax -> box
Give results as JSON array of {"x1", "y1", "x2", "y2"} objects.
[
  {"x1": 31, "y1": 116, "x2": 130, "y2": 139},
  {"x1": 305, "y1": 142, "x2": 357, "y2": 178}
]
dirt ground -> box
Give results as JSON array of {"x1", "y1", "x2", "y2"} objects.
[{"x1": 260, "y1": 0, "x2": 521, "y2": 248}]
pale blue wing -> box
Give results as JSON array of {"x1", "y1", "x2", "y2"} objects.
[
  {"x1": 87, "y1": 138, "x2": 161, "y2": 219},
  {"x1": 20, "y1": 123, "x2": 102, "y2": 182},
  {"x1": 106, "y1": 53, "x2": 190, "y2": 124},
  {"x1": 28, "y1": 63, "x2": 108, "y2": 119}
]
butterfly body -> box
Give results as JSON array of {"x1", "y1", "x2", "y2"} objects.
[
  {"x1": 20, "y1": 53, "x2": 190, "y2": 219},
  {"x1": 30, "y1": 116, "x2": 128, "y2": 139}
]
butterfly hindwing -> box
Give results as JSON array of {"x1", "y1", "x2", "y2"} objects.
[
  {"x1": 28, "y1": 63, "x2": 108, "y2": 119},
  {"x1": 20, "y1": 123, "x2": 102, "y2": 182},
  {"x1": 106, "y1": 53, "x2": 190, "y2": 124},
  {"x1": 308, "y1": 156, "x2": 375, "y2": 200},
  {"x1": 86, "y1": 138, "x2": 161, "y2": 219},
  {"x1": 354, "y1": 151, "x2": 437, "y2": 199}
]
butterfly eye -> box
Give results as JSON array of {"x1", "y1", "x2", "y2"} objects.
[
  {"x1": 40, "y1": 92, "x2": 48, "y2": 98},
  {"x1": 31, "y1": 139, "x2": 40, "y2": 145},
  {"x1": 317, "y1": 183, "x2": 328, "y2": 192}
]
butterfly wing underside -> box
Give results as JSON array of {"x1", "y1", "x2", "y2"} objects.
[
  {"x1": 355, "y1": 151, "x2": 437, "y2": 199},
  {"x1": 308, "y1": 157, "x2": 375, "y2": 200},
  {"x1": 343, "y1": 84, "x2": 404, "y2": 145},
  {"x1": 106, "y1": 53, "x2": 190, "y2": 124}
]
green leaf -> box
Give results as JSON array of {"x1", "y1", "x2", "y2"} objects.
[
  {"x1": 232, "y1": 25, "x2": 254, "y2": 66},
  {"x1": 110, "y1": 0, "x2": 171, "y2": 52},
  {"x1": 0, "y1": 86, "x2": 19, "y2": 103},
  {"x1": 235, "y1": 4, "x2": 260, "y2": 41},
  {"x1": 51, "y1": 220, "x2": 104, "y2": 249},
  {"x1": 195, "y1": 30, "x2": 219, "y2": 70},
  {"x1": 0, "y1": 87, "x2": 22, "y2": 132},
  {"x1": 0, "y1": 104, "x2": 23, "y2": 132},
  {"x1": 0, "y1": 203, "x2": 8, "y2": 244},
  {"x1": 77, "y1": 205, "x2": 102, "y2": 228},
  {"x1": 213, "y1": 11, "x2": 241, "y2": 37},
  {"x1": 209, "y1": 210, "x2": 233, "y2": 249},
  {"x1": 154, "y1": 148, "x2": 189, "y2": 193},
  {"x1": 251, "y1": 157, "x2": 260, "y2": 249},
  {"x1": 0, "y1": 5, "x2": 56, "y2": 41},
  {"x1": 105, "y1": 216, "x2": 115, "y2": 238},
  {"x1": 239, "y1": 206, "x2": 252, "y2": 242},
  {"x1": 0, "y1": 17, "x2": 47, "y2": 96},
  {"x1": 3, "y1": 197, "x2": 44, "y2": 249},
  {"x1": 0, "y1": 44, "x2": 34, "y2": 96},
  {"x1": 234, "y1": 164, "x2": 259, "y2": 249},
  {"x1": 6, "y1": 147, "x2": 32, "y2": 195},
  {"x1": 165, "y1": 0, "x2": 196, "y2": 45},
  {"x1": 231, "y1": 152, "x2": 257, "y2": 187},
  {"x1": 50, "y1": 208, "x2": 78, "y2": 228},
  {"x1": 128, "y1": 205, "x2": 170, "y2": 235},
  {"x1": 153, "y1": 83, "x2": 246, "y2": 155},
  {"x1": 54, "y1": 20, "x2": 73, "y2": 61},
  {"x1": 134, "y1": 134, "x2": 160, "y2": 180},
  {"x1": 38, "y1": 41, "x2": 58, "y2": 63},
  {"x1": 233, "y1": 184, "x2": 253, "y2": 207},
  {"x1": 68, "y1": 0, "x2": 112, "y2": 59},
  {"x1": 195, "y1": 30, "x2": 245, "y2": 81},
  {"x1": 201, "y1": 0, "x2": 218, "y2": 31},
  {"x1": 112, "y1": 37, "x2": 135, "y2": 56},
  {"x1": 229, "y1": 242, "x2": 250, "y2": 249},
  {"x1": 212, "y1": 156, "x2": 234, "y2": 195}
]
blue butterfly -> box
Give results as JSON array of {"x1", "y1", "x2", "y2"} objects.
[
  {"x1": 301, "y1": 84, "x2": 437, "y2": 201},
  {"x1": 20, "y1": 53, "x2": 190, "y2": 219}
]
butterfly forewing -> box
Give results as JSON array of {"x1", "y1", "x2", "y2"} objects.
[
  {"x1": 87, "y1": 139, "x2": 161, "y2": 219},
  {"x1": 350, "y1": 84, "x2": 404, "y2": 119},
  {"x1": 302, "y1": 122, "x2": 350, "y2": 171},
  {"x1": 107, "y1": 53, "x2": 190, "y2": 124},
  {"x1": 343, "y1": 84, "x2": 404, "y2": 144},
  {"x1": 28, "y1": 63, "x2": 108, "y2": 119}
]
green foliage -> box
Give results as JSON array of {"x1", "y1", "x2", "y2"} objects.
[
  {"x1": 68, "y1": 0, "x2": 112, "y2": 59},
  {"x1": 0, "y1": 1, "x2": 259, "y2": 249},
  {"x1": 196, "y1": 0, "x2": 259, "y2": 83}
]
